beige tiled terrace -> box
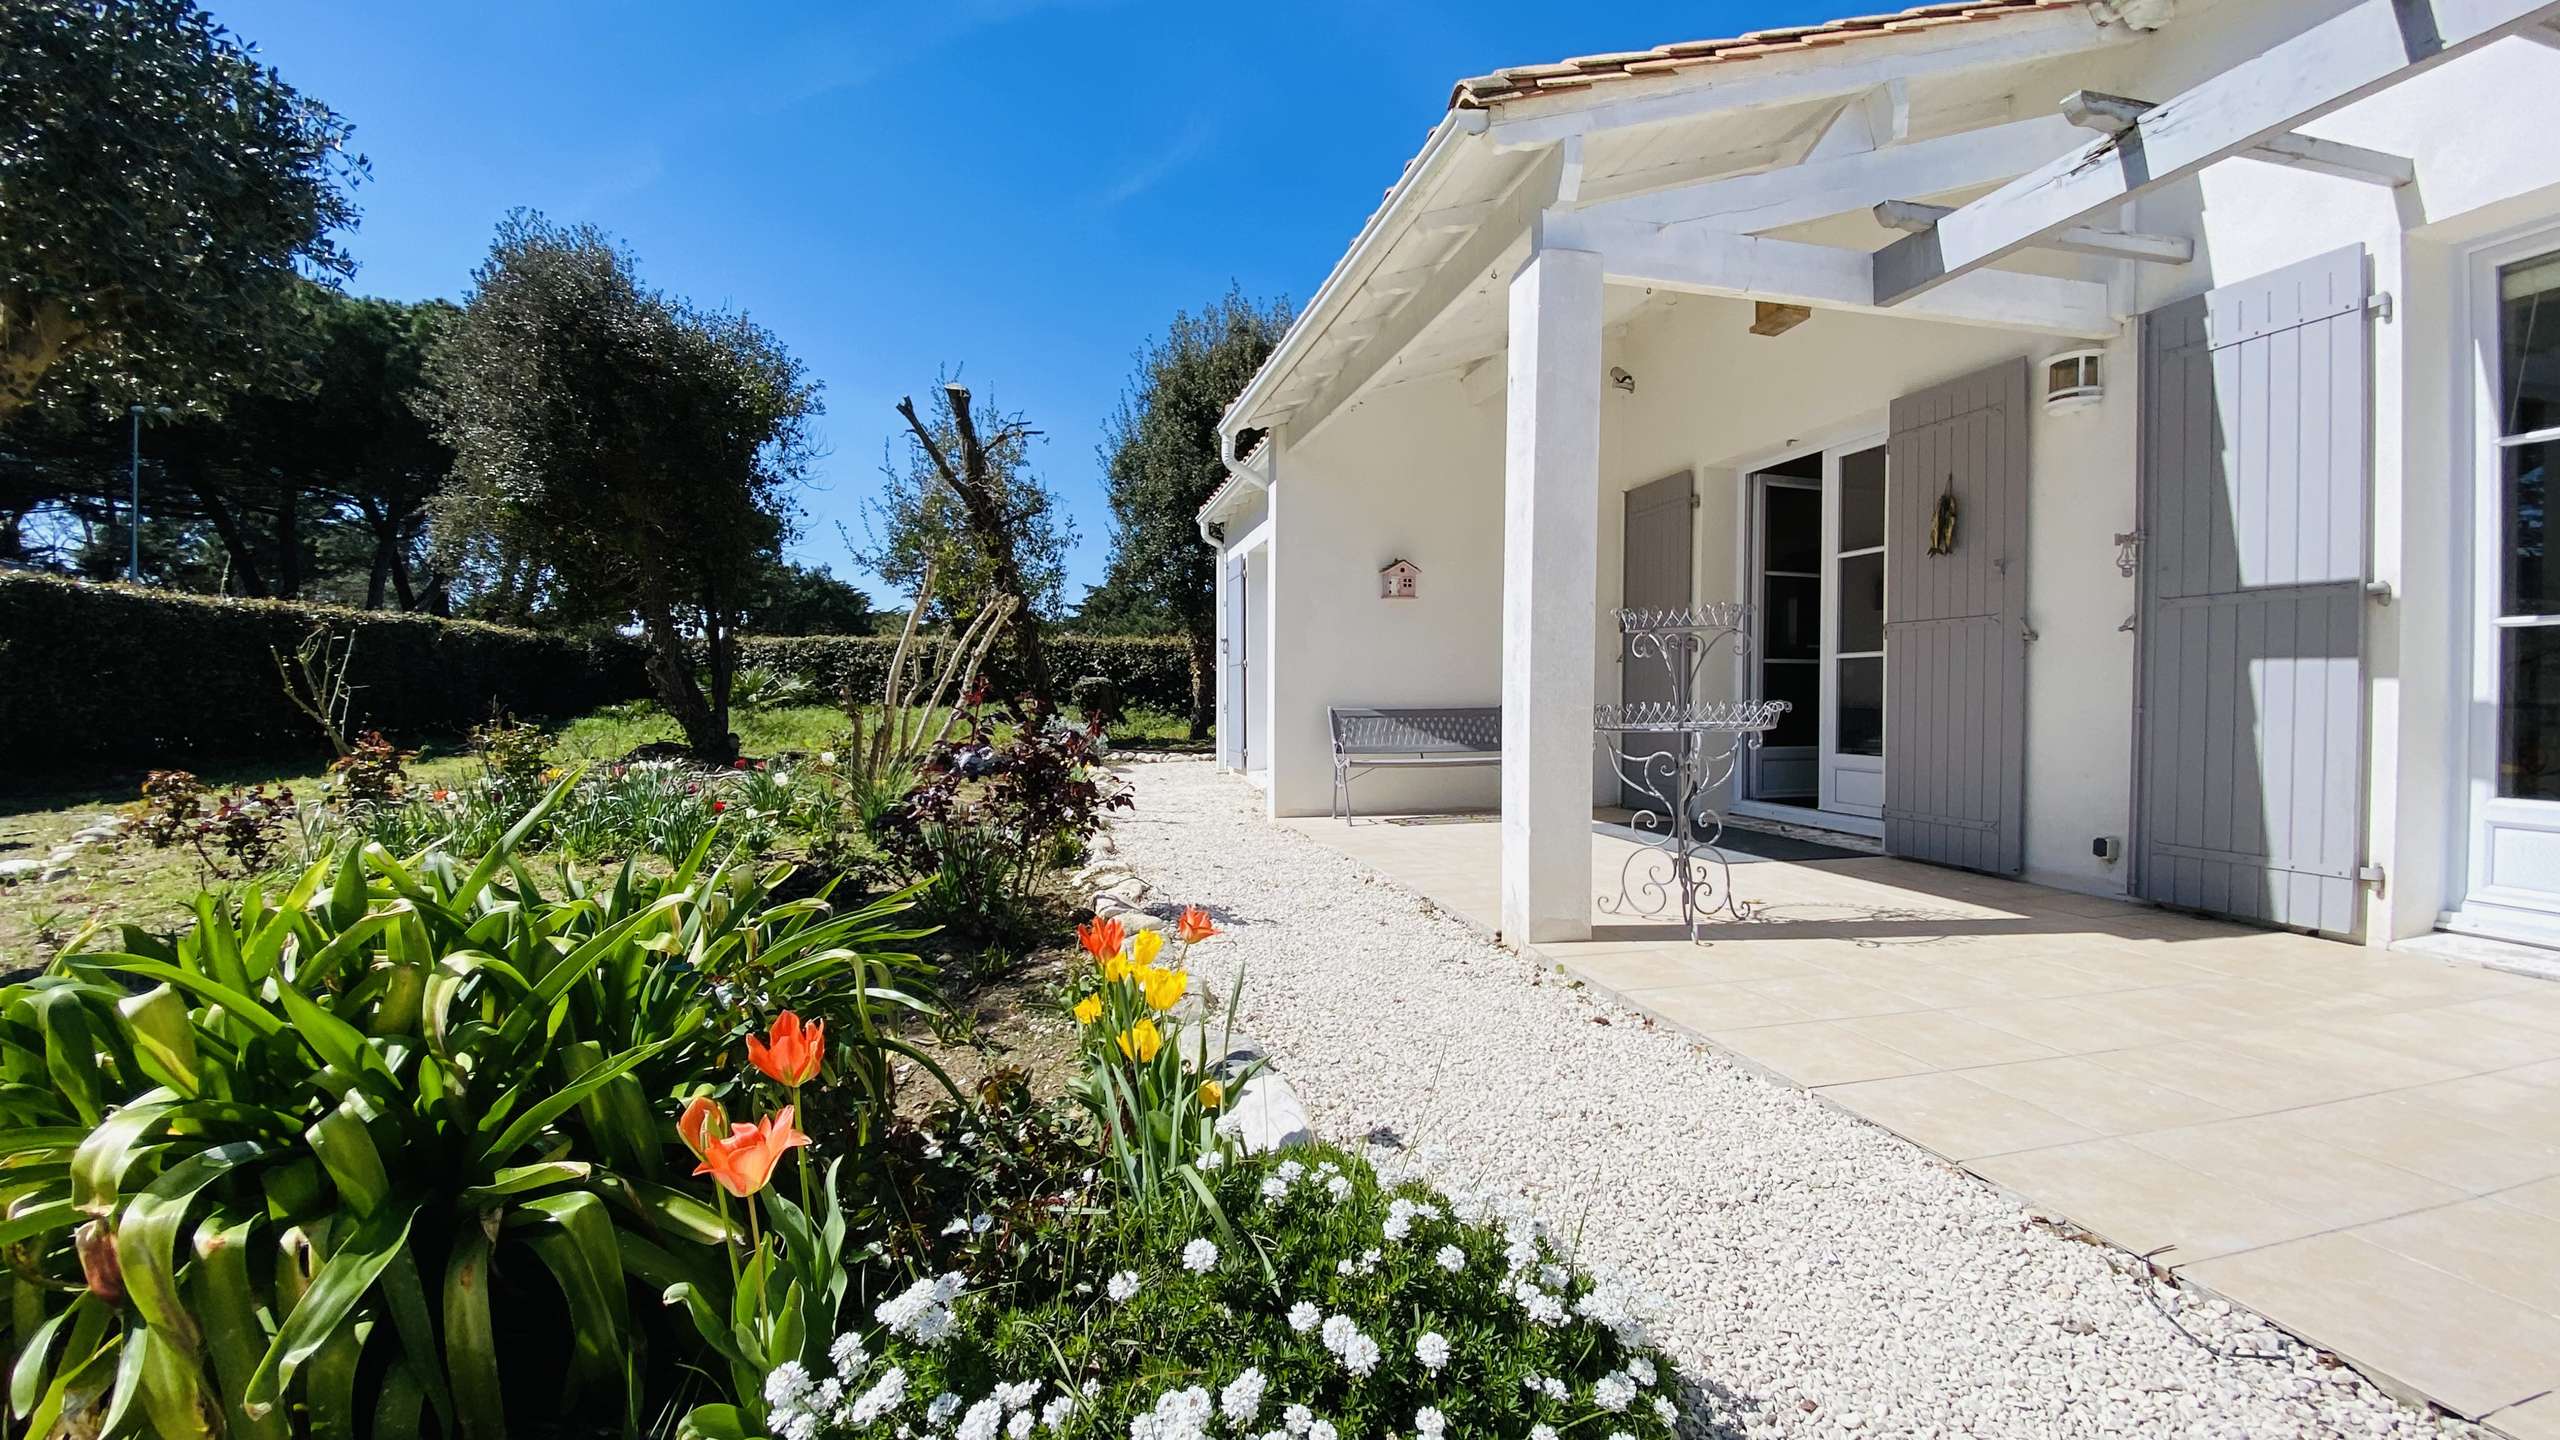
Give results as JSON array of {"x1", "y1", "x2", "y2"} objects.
[{"x1": 1280, "y1": 809, "x2": 2560, "y2": 1438}]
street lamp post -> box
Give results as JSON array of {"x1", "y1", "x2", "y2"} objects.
[{"x1": 127, "y1": 404, "x2": 143, "y2": 582}]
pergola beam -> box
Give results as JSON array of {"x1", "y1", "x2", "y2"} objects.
[
  {"x1": 2067, "y1": 88, "x2": 2414, "y2": 187},
  {"x1": 1874, "y1": 0, "x2": 2560, "y2": 306},
  {"x1": 1873, "y1": 200, "x2": 2193, "y2": 264},
  {"x1": 1572, "y1": 115, "x2": 2084, "y2": 233},
  {"x1": 2243, "y1": 133, "x2": 2416, "y2": 186},
  {"x1": 1541, "y1": 210, "x2": 2116, "y2": 337}
]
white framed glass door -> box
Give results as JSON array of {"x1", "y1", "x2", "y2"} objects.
[
  {"x1": 2459, "y1": 233, "x2": 2560, "y2": 942},
  {"x1": 1740, "y1": 435, "x2": 1888, "y2": 835}
]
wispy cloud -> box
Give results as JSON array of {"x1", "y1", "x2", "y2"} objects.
[
  {"x1": 756, "y1": 0, "x2": 1117, "y2": 112},
  {"x1": 560, "y1": 143, "x2": 666, "y2": 218},
  {"x1": 1095, "y1": 118, "x2": 1215, "y2": 208}
]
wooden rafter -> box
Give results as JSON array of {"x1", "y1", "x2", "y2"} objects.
[
  {"x1": 1571, "y1": 115, "x2": 2082, "y2": 233},
  {"x1": 1873, "y1": 200, "x2": 2193, "y2": 265},
  {"x1": 1874, "y1": 0, "x2": 2560, "y2": 306},
  {"x1": 1539, "y1": 210, "x2": 2115, "y2": 337}
]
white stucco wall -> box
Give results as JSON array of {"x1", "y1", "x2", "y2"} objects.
[{"x1": 1259, "y1": 377, "x2": 1507, "y2": 817}]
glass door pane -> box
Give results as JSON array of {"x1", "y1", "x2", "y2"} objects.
[
  {"x1": 2494, "y1": 255, "x2": 2560, "y2": 802},
  {"x1": 1754, "y1": 474, "x2": 1821, "y2": 802},
  {"x1": 1833, "y1": 445, "x2": 1887, "y2": 762}
]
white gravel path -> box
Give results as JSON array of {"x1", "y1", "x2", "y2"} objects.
[{"x1": 1104, "y1": 760, "x2": 2478, "y2": 1440}]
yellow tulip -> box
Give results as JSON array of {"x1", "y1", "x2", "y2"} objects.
[
  {"x1": 1197, "y1": 1078, "x2": 1224, "y2": 1109},
  {"x1": 1072, "y1": 993, "x2": 1103, "y2": 1026},
  {"x1": 1101, "y1": 953, "x2": 1137, "y2": 984},
  {"x1": 1129, "y1": 929, "x2": 1166, "y2": 967},
  {"x1": 1115, "y1": 1019, "x2": 1163, "y2": 1063},
  {"x1": 1140, "y1": 965, "x2": 1189, "y2": 1013}
]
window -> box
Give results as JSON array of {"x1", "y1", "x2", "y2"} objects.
[{"x1": 2497, "y1": 255, "x2": 2560, "y2": 801}]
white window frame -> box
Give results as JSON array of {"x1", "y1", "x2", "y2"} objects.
[
  {"x1": 1820, "y1": 432, "x2": 1890, "y2": 819},
  {"x1": 2451, "y1": 221, "x2": 2560, "y2": 946}
]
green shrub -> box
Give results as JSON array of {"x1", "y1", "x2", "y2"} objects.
[
  {"x1": 0, "y1": 574, "x2": 649, "y2": 765},
  {"x1": 760, "y1": 1144, "x2": 1678, "y2": 1440},
  {"x1": 877, "y1": 706, "x2": 1131, "y2": 945},
  {"x1": 0, "y1": 786, "x2": 939, "y2": 1440},
  {"x1": 467, "y1": 714, "x2": 556, "y2": 793},
  {"x1": 324, "y1": 730, "x2": 414, "y2": 809},
  {"x1": 130, "y1": 769, "x2": 297, "y2": 879},
  {"x1": 741, "y1": 633, "x2": 1193, "y2": 715}
]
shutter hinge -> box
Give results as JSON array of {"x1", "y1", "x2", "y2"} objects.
[
  {"x1": 2365, "y1": 291, "x2": 2394, "y2": 322},
  {"x1": 2358, "y1": 864, "x2": 2387, "y2": 895},
  {"x1": 2365, "y1": 579, "x2": 2395, "y2": 604},
  {"x1": 2022, "y1": 619, "x2": 2040, "y2": 643}
]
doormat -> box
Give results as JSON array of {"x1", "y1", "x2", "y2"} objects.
[
  {"x1": 1715, "y1": 827, "x2": 1864, "y2": 863},
  {"x1": 1382, "y1": 812, "x2": 1497, "y2": 827}
]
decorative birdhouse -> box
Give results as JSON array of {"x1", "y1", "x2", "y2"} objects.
[{"x1": 1379, "y1": 558, "x2": 1421, "y2": 600}]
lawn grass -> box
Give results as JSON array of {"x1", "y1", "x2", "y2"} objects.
[
  {"x1": 552, "y1": 701, "x2": 850, "y2": 761},
  {"x1": 0, "y1": 698, "x2": 1207, "y2": 974}
]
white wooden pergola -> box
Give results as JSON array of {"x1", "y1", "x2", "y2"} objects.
[{"x1": 1215, "y1": 0, "x2": 2560, "y2": 944}]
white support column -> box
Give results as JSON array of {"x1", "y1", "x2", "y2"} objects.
[{"x1": 1501, "y1": 241, "x2": 1603, "y2": 945}]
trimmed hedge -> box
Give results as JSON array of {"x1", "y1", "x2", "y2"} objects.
[
  {"x1": 0, "y1": 574, "x2": 650, "y2": 767},
  {"x1": 739, "y1": 632, "x2": 1196, "y2": 715}
]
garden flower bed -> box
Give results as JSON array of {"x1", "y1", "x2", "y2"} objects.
[
  {"x1": 759, "y1": 1145, "x2": 1677, "y2": 1440},
  {"x1": 1, "y1": 643, "x2": 1697, "y2": 1440}
]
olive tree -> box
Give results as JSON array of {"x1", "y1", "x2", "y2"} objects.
[
  {"x1": 425, "y1": 213, "x2": 818, "y2": 758},
  {"x1": 0, "y1": 0, "x2": 365, "y2": 420}
]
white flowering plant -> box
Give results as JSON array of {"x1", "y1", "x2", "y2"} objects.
[{"x1": 757, "y1": 1144, "x2": 1678, "y2": 1440}]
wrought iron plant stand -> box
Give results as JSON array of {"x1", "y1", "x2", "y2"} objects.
[{"x1": 1593, "y1": 605, "x2": 1790, "y2": 941}]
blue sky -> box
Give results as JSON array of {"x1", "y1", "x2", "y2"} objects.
[{"x1": 208, "y1": 0, "x2": 1843, "y2": 607}]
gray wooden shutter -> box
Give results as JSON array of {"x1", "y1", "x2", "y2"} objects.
[
  {"x1": 1619, "y1": 472, "x2": 1694, "y2": 812},
  {"x1": 1884, "y1": 357, "x2": 2030, "y2": 873},
  {"x1": 2135, "y1": 245, "x2": 2370, "y2": 935}
]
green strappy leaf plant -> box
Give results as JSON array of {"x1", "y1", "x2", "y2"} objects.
[{"x1": 0, "y1": 775, "x2": 941, "y2": 1440}]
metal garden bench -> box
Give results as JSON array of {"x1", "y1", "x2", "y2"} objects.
[{"x1": 1326, "y1": 705, "x2": 1501, "y2": 821}]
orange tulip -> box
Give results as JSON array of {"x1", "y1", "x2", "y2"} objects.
[
  {"x1": 748, "y1": 1011, "x2": 825, "y2": 1087},
  {"x1": 1175, "y1": 907, "x2": 1219, "y2": 944},
  {"x1": 695, "y1": 1106, "x2": 811, "y2": 1198},
  {"x1": 677, "y1": 1094, "x2": 728, "y2": 1159},
  {"x1": 1076, "y1": 915, "x2": 1126, "y2": 961}
]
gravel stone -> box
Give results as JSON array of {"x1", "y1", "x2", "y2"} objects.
[{"x1": 1109, "y1": 760, "x2": 2479, "y2": 1440}]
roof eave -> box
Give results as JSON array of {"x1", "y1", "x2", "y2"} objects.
[{"x1": 1217, "y1": 108, "x2": 1488, "y2": 447}]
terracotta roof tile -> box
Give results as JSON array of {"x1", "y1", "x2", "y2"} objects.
[{"x1": 1449, "y1": 0, "x2": 2088, "y2": 108}]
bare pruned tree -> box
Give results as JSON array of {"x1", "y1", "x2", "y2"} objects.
[{"x1": 894, "y1": 382, "x2": 1058, "y2": 716}]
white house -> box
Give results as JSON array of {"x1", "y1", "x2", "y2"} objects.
[{"x1": 1200, "y1": 0, "x2": 2560, "y2": 953}]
